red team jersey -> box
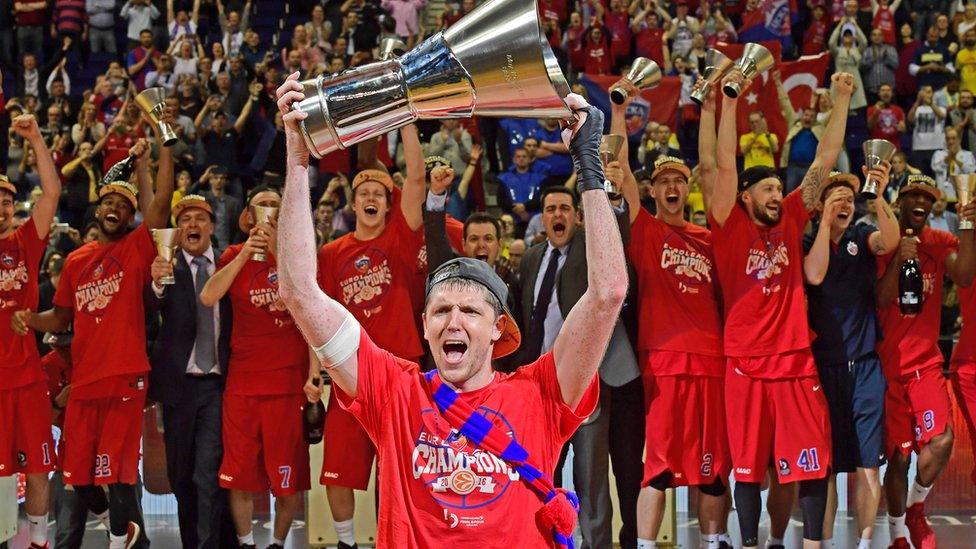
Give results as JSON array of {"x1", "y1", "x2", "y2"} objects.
[
  {"x1": 877, "y1": 227, "x2": 958, "y2": 376},
  {"x1": 0, "y1": 219, "x2": 47, "y2": 389},
  {"x1": 53, "y1": 225, "x2": 156, "y2": 398},
  {"x1": 218, "y1": 244, "x2": 308, "y2": 396},
  {"x1": 318, "y1": 208, "x2": 425, "y2": 360},
  {"x1": 709, "y1": 190, "x2": 815, "y2": 374},
  {"x1": 337, "y1": 331, "x2": 598, "y2": 547},
  {"x1": 627, "y1": 209, "x2": 723, "y2": 374}
]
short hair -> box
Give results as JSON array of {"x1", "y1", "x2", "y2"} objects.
[
  {"x1": 463, "y1": 213, "x2": 501, "y2": 240},
  {"x1": 49, "y1": 256, "x2": 65, "y2": 276},
  {"x1": 140, "y1": 28, "x2": 153, "y2": 37},
  {"x1": 424, "y1": 277, "x2": 502, "y2": 318},
  {"x1": 540, "y1": 186, "x2": 579, "y2": 209},
  {"x1": 246, "y1": 184, "x2": 281, "y2": 206}
]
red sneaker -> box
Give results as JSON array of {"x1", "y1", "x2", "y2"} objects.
[
  {"x1": 906, "y1": 502, "x2": 937, "y2": 549},
  {"x1": 124, "y1": 521, "x2": 141, "y2": 549},
  {"x1": 888, "y1": 537, "x2": 911, "y2": 549}
]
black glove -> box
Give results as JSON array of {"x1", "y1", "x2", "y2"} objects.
[{"x1": 567, "y1": 106, "x2": 606, "y2": 194}]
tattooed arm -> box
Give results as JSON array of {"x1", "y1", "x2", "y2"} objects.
[
  {"x1": 865, "y1": 162, "x2": 900, "y2": 255},
  {"x1": 798, "y1": 72, "x2": 854, "y2": 212}
]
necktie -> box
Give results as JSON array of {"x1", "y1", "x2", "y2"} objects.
[
  {"x1": 525, "y1": 248, "x2": 561, "y2": 360},
  {"x1": 192, "y1": 256, "x2": 217, "y2": 374}
]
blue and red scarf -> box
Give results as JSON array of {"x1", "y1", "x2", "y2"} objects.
[{"x1": 424, "y1": 370, "x2": 580, "y2": 548}]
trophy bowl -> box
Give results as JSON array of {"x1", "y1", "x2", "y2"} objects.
[
  {"x1": 151, "y1": 228, "x2": 181, "y2": 285},
  {"x1": 953, "y1": 174, "x2": 976, "y2": 230},
  {"x1": 861, "y1": 139, "x2": 897, "y2": 200},
  {"x1": 723, "y1": 43, "x2": 774, "y2": 98},
  {"x1": 691, "y1": 49, "x2": 733, "y2": 105},
  {"x1": 251, "y1": 205, "x2": 279, "y2": 262},
  {"x1": 610, "y1": 58, "x2": 662, "y2": 105},
  {"x1": 135, "y1": 87, "x2": 179, "y2": 147},
  {"x1": 600, "y1": 134, "x2": 625, "y2": 166}
]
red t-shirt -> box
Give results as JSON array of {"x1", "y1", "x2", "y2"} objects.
[
  {"x1": 218, "y1": 244, "x2": 308, "y2": 396},
  {"x1": 635, "y1": 25, "x2": 666, "y2": 68},
  {"x1": 337, "y1": 330, "x2": 599, "y2": 547},
  {"x1": 867, "y1": 104, "x2": 905, "y2": 146},
  {"x1": 709, "y1": 190, "x2": 815, "y2": 373},
  {"x1": 584, "y1": 44, "x2": 613, "y2": 75},
  {"x1": 951, "y1": 284, "x2": 976, "y2": 370},
  {"x1": 53, "y1": 225, "x2": 155, "y2": 398},
  {"x1": 802, "y1": 19, "x2": 828, "y2": 56},
  {"x1": 318, "y1": 208, "x2": 425, "y2": 360},
  {"x1": 627, "y1": 209, "x2": 723, "y2": 372},
  {"x1": 873, "y1": 8, "x2": 896, "y2": 45},
  {"x1": 102, "y1": 131, "x2": 138, "y2": 173},
  {"x1": 876, "y1": 227, "x2": 957, "y2": 377},
  {"x1": 606, "y1": 11, "x2": 632, "y2": 59},
  {"x1": 0, "y1": 219, "x2": 48, "y2": 389}
]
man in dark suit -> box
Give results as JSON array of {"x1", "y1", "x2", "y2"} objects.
[
  {"x1": 516, "y1": 186, "x2": 644, "y2": 548},
  {"x1": 147, "y1": 195, "x2": 233, "y2": 549},
  {"x1": 197, "y1": 166, "x2": 243, "y2": 252}
]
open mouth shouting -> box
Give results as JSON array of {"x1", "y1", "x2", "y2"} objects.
[
  {"x1": 185, "y1": 229, "x2": 203, "y2": 245},
  {"x1": 910, "y1": 207, "x2": 927, "y2": 224},
  {"x1": 551, "y1": 221, "x2": 567, "y2": 239},
  {"x1": 837, "y1": 210, "x2": 851, "y2": 220},
  {"x1": 665, "y1": 192, "x2": 680, "y2": 206},
  {"x1": 363, "y1": 204, "x2": 380, "y2": 218},
  {"x1": 442, "y1": 339, "x2": 469, "y2": 365},
  {"x1": 475, "y1": 252, "x2": 489, "y2": 262}
]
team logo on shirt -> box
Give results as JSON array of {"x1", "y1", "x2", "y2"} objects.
[
  {"x1": 847, "y1": 241, "x2": 859, "y2": 256},
  {"x1": 339, "y1": 249, "x2": 393, "y2": 317},
  {"x1": 0, "y1": 249, "x2": 28, "y2": 308},
  {"x1": 248, "y1": 265, "x2": 290, "y2": 322},
  {"x1": 412, "y1": 406, "x2": 520, "y2": 510},
  {"x1": 75, "y1": 257, "x2": 124, "y2": 317},
  {"x1": 745, "y1": 232, "x2": 789, "y2": 294},
  {"x1": 660, "y1": 232, "x2": 712, "y2": 293}
]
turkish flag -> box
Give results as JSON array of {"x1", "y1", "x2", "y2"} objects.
[{"x1": 713, "y1": 43, "x2": 830, "y2": 164}]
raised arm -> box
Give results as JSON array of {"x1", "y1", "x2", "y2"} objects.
[
  {"x1": 274, "y1": 71, "x2": 361, "y2": 397},
  {"x1": 803, "y1": 193, "x2": 844, "y2": 285},
  {"x1": 608, "y1": 77, "x2": 640, "y2": 223},
  {"x1": 11, "y1": 115, "x2": 60, "y2": 240},
  {"x1": 552, "y1": 96, "x2": 628, "y2": 409},
  {"x1": 865, "y1": 162, "x2": 901, "y2": 255},
  {"x1": 696, "y1": 78, "x2": 718, "y2": 211},
  {"x1": 798, "y1": 72, "x2": 854, "y2": 211},
  {"x1": 141, "y1": 124, "x2": 174, "y2": 229},
  {"x1": 399, "y1": 124, "x2": 425, "y2": 231},
  {"x1": 712, "y1": 70, "x2": 748, "y2": 226},
  {"x1": 947, "y1": 202, "x2": 976, "y2": 287}
]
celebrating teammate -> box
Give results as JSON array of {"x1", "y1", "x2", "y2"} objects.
[
  {"x1": 12, "y1": 129, "x2": 174, "y2": 549},
  {"x1": 711, "y1": 70, "x2": 854, "y2": 549},
  {"x1": 875, "y1": 174, "x2": 976, "y2": 549},
  {"x1": 274, "y1": 71, "x2": 627, "y2": 545},
  {"x1": 1, "y1": 114, "x2": 62, "y2": 549}
]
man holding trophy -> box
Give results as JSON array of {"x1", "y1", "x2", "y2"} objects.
[
  {"x1": 711, "y1": 69, "x2": 854, "y2": 549},
  {"x1": 147, "y1": 194, "x2": 234, "y2": 549},
  {"x1": 198, "y1": 185, "x2": 313, "y2": 549},
  {"x1": 0, "y1": 114, "x2": 62, "y2": 549},
  {"x1": 11, "y1": 128, "x2": 174, "y2": 548},
  {"x1": 275, "y1": 62, "x2": 628, "y2": 546}
]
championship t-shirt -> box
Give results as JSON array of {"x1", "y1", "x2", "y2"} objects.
[
  {"x1": 0, "y1": 218, "x2": 48, "y2": 389},
  {"x1": 803, "y1": 222, "x2": 882, "y2": 365},
  {"x1": 53, "y1": 224, "x2": 155, "y2": 398},
  {"x1": 218, "y1": 244, "x2": 308, "y2": 396},
  {"x1": 876, "y1": 227, "x2": 957, "y2": 377},
  {"x1": 318, "y1": 208, "x2": 425, "y2": 361},
  {"x1": 951, "y1": 283, "x2": 976, "y2": 370},
  {"x1": 709, "y1": 190, "x2": 815, "y2": 374},
  {"x1": 627, "y1": 209, "x2": 723, "y2": 374},
  {"x1": 337, "y1": 330, "x2": 599, "y2": 547}
]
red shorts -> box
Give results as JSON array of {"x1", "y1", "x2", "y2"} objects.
[
  {"x1": 885, "y1": 364, "x2": 952, "y2": 458},
  {"x1": 725, "y1": 359, "x2": 831, "y2": 483},
  {"x1": 0, "y1": 382, "x2": 56, "y2": 476},
  {"x1": 952, "y1": 362, "x2": 976, "y2": 484},
  {"x1": 321, "y1": 385, "x2": 375, "y2": 490},
  {"x1": 61, "y1": 387, "x2": 146, "y2": 485},
  {"x1": 641, "y1": 372, "x2": 730, "y2": 487},
  {"x1": 219, "y1": 393, "x2": 310, "y2": 496}
]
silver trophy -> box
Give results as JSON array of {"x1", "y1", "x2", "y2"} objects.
[
  {"x1": 861, "y1": 139, "x2": 897, "y2": 200},
  {"x1": 151, "y1": 229, "x2": 181, "y2": 285},
  {"x1": 953, "y1": 174, "x2": 976, "y2": 230},
  {"x1": 723, "y1": 43, "x2": 775, "y2": 98},
  {"x1": 292, "y1": 0, "x2": 572, "y2": 159},
  {"x1": 691, "y1": 49, "x2": 734, "y2": 105},
  {"x1": 378, "y1": 37, "x2": 406, "y2": 61},
  {"x1": 610, "y1": 58, "x2": 662, "y2": 105},
  {"x1": 251, "y1": 205, "x2": 279, "y2": 262},
  {"x1": 600, "y1": 134, "x2": 625, "y2": 166},
  {"x1": 135, "y1": 87, "x2": 179, "y2": 146}
]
